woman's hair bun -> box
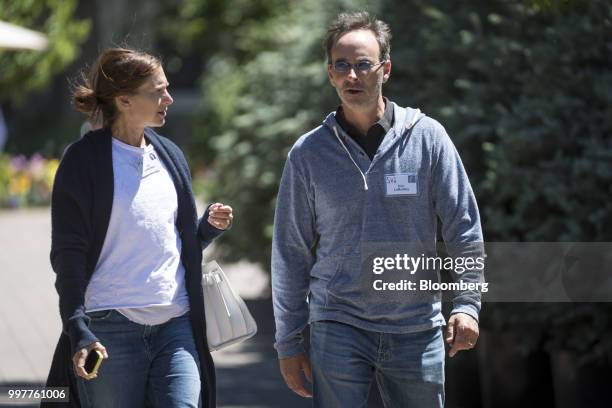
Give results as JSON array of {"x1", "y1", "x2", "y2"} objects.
[{"x1": 72, "y1": 84, "x2": 98, "y2": 116}]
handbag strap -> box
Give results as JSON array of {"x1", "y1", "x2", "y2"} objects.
[{"x1": 203, "y1": 270, "x2": 231, "y2": 317}]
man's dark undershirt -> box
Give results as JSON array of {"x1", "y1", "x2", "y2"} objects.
[{"x1": 336, "y1": 97, "x2": 395, "y2": 160}]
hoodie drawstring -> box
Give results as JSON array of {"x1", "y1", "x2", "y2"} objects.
[
  {"x1": 333, "y1": 126, "x2": 368, "y2": 191},
  {"x1": 405, "y1": 108, "x2": 422, "y2": 130},
  {"x1": 331, "y1": 108, "x2": 423, "y2": 192}
]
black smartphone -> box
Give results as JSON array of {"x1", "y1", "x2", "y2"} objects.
[{"x1": 84, "y1": 349, "x2": 103, "y2": 375}]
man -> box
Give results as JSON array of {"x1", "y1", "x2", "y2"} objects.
[{"x1": 272, "y1": 11, "x2": 483, "y2": 407}]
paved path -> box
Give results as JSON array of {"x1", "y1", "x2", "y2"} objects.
[
  {"x1": 0, "y1": 209, "x2": 59, "y2": 384},
  {"x1": 0, "y1": 209, "x2": 310, "y2": 407}
]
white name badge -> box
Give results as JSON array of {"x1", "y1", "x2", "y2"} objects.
[{"x1": 384, "y1": 173, "x2": 417, "y2": 196}]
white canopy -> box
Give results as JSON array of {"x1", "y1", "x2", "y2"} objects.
[{"x1": 0, "y1": 20, "x2": 48, "y2": 51}]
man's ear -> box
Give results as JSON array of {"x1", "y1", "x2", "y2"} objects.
[
  {"x1": 382, "y1": 59, "x2": 392, "y2": 83},
  {"x1": 327, "y1": 64, "x2": 337, "y2": 87}
]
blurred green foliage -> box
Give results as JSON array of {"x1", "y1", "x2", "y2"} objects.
[{"x1": 0, "y1": 0, "x2": 90, "y2": 101}]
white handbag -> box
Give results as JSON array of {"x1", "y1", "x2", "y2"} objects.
[{"x1": 202, "y1": 260, "x2": 257, "y2": 351}]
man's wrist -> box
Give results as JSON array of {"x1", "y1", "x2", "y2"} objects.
[
  {"x1": 275, "y1": 341, "x2": 306, "y2": 359},
  {"x1": 450, "y1": 304, "x2": 480, "y2": 323}
]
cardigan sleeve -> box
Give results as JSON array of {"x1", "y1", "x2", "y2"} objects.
[
  {"x1": 50, "y1": 144, "x2": 99, "y2": 356},
  {"x1": 198, "y1": 205, "x2": 226, "y2": 249}
]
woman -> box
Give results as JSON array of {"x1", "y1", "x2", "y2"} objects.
[{"x1": 44, "y1": 48, "x2": 233, "y2": 408}]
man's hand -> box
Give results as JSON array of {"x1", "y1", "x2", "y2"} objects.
[
  {"x1": 207, "y1": 203, "x2": 233, "y2": 230},
  {"x1": 72, "y1": 341, "x2": 108, "y2": 380},
  {"x1": 445, "y1": 313, "x2": 479, "y2": 358},
  {"x1": 279, "y1": 354, "x2": 312, "y2": 398}
]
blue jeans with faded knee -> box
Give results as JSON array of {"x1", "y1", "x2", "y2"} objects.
[
  {"x1": 75, "y1": 310, "x2": 201, "y2": 408},
  {"x1": 310, "y1": 320, "x2": 445, "y2": 408}
]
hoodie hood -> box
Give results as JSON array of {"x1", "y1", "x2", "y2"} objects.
[{"x1": 322, "y1": 102, "x2": 426, "y2": 139}]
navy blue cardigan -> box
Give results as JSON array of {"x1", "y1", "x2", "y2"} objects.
[{"x1": 44, "y1": 127, "x2": 222, "y2": 408}]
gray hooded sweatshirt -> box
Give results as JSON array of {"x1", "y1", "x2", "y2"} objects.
[{"x1": 272, "y1": 102, "x2": 484, "y2": 358}]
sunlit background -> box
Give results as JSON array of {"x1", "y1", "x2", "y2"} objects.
[{"x1": 1, "y1": 1, "x2": 611, "y2": 407}]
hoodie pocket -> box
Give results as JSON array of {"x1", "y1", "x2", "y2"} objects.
[
  {"x1": 325, "y1": 255, "x2": 388, "y2": 313},
  {"x1": 310, "y1": 258, "x2": 340, "y2": 281},
  {"x1": 325, "y1": 253, "x2": 439, "y2": 320}
]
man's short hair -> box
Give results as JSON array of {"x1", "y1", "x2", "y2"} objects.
[{"x1": 324, "y1": 11, "x2": 391, "y2": 64}]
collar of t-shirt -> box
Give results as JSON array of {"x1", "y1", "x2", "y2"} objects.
[{"x1": 335, "y1": 97, "x2": 395, "y2": 160}]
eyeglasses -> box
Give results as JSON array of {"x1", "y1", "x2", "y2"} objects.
[{"x1": 330, "y1": 60, "x2": 386, "y2": 74}]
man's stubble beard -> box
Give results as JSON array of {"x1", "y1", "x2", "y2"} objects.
[{"x1": 336, "y1": 77, "x2": 384, "y2": 112}]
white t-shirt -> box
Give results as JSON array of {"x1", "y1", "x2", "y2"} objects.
[{"x1": 84, "y1": 137, "x2": 190, "y2": 325}]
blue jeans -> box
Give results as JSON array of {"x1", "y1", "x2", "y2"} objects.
[
  {"x1": 310, "y1": 320, "x2": 445, "y2": 408},
  {"x1": 75, "y1": 310, "x2": 201, "y2": 408}
]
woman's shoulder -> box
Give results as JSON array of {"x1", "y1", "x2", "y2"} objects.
[
  {"x1": 56, "y1": 129, "x2": 112, "y2": 183},
  {"x1": 64, "y1": 128, "x2": 107, "y2": 158}
]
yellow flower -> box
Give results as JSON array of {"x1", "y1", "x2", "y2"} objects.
[
  {"x1": 45, "y1": 159, "x2": 60, "y2": 189},
  {"x1": 9, "y1": 173, "x2": 32, "y2": 196}
]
